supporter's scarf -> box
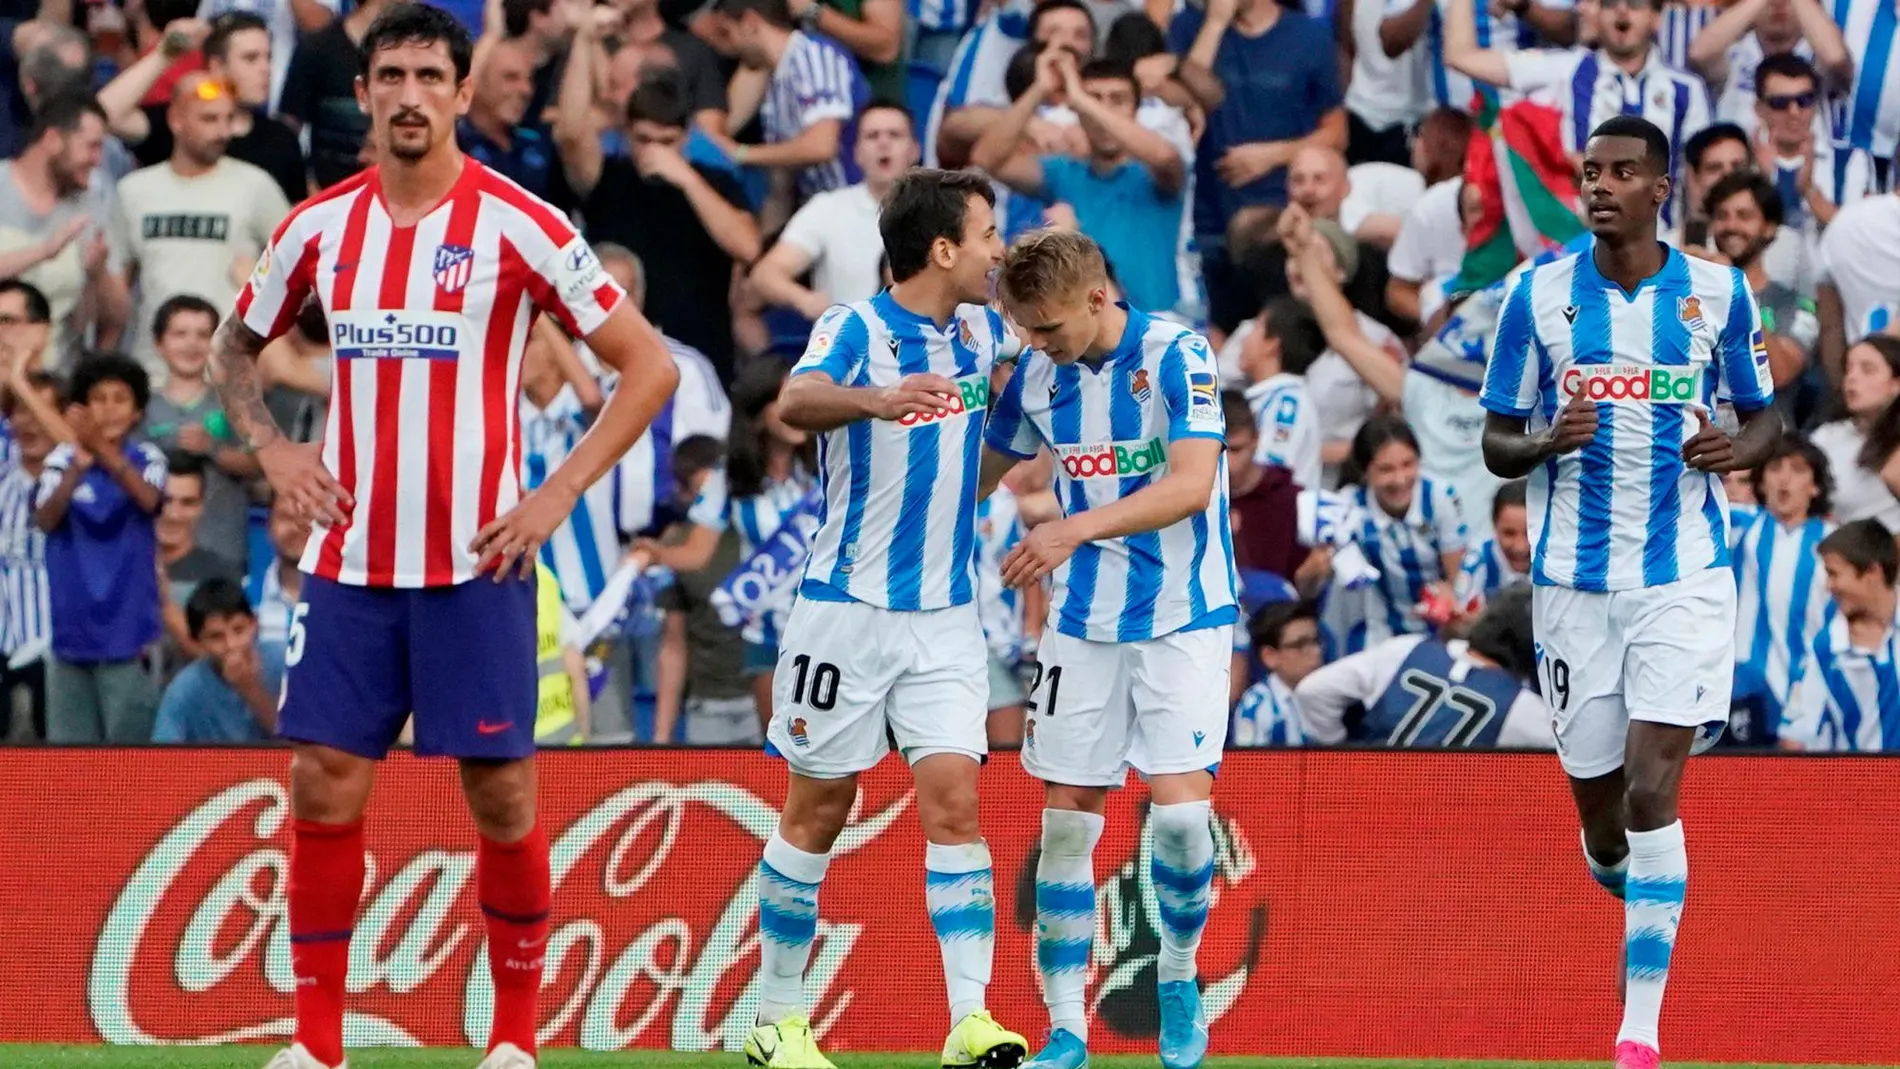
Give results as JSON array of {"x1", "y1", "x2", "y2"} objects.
[
  {"x1": 712, "y1": 488, "x2": 824, "y2": 635},
  {"x1": 1448, "y1": 98, "x2": 1586, "y2": 298}
]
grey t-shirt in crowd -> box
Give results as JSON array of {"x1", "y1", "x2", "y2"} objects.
[
  {"x1": 0, "y1": 160, "x2": 128, "y2": 365},
  {"x1": 144, "y1": 391, "x2": 251, "y2": 571}
]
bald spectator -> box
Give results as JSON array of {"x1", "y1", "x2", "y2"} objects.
[
  {"x1": 110, "y1": 12, "x2": 306, "y2": 205},
  {"x1": 1287, "y1": 144, "x2": 1426, "y2": 251},
  {"x1": 458, "y1": 37, "x2": 560, "y2": 202},
  {"x1": 0, "y1": 93, "x2": 129, "y2": 365},
  {"x1": 113, "y1": 72, "x2": 290, "y2": 378}
]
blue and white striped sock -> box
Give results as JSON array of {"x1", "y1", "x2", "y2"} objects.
[
  {"x1": 1618, "y1": 821, "x2": 1688, "y2": 1051},
  {"x1": 1037, "y1": 808, "x2": 1104, "y2": 1042},
  {"x1": 756, "y1": 831, "x2": 829, "y2": 1026},
  {"x1": 1583, "y1": 828, "x2": 1629, "y2": 899},
  {"x1": 1149, "y1": 800, "x2": 1214, "y2": 985},
  {"x1": 926, "y1": 840, "x2": 996, "y2": 1028}
]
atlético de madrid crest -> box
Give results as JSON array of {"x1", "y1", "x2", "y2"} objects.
[{"x1": 433, "y1": 244, "x2": 475, "y2": 294}]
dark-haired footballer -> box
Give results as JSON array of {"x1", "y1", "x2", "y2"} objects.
[{"x1": 1479, "y1": 115, "x2": 1781, "y2": 1069}]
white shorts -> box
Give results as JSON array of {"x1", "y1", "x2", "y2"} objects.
[
  {"x1": 767, "y1": 596, "x2": 988, "y2": 778},
  {"x1": 1020, "y1": 625, "x2": 1234, "y2": 788},
  {"x1": 1532, "y1": 567, "x2": 1735, "y2": 779}
]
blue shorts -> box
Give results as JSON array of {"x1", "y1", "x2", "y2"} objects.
[{"x1": 278, "y1": 573, "x2": 538, "y2": 760}]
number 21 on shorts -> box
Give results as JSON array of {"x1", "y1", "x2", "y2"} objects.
[{"x1": 1025, "y1": 664, "x2": 1063, "y2": 716}]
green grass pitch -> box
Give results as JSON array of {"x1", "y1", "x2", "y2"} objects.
[{"x1": 1, "y1": 1049, "x2": 1891, "y2": 1069}]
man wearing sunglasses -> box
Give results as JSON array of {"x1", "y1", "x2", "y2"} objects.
[
  {"x1": 1445, "y1": 0, "x2": 1709, "y2": 227},
  {"x1": 1684, "y1": 0, "x2": 1851, "y2": 134},
  {"x1": 1752, "y1": 52, "x2": 1836, "y2": 236}
]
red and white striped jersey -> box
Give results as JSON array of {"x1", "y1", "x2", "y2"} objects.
[{"x1": 233, "y1": 157, "x2": 626, "y2": 588}]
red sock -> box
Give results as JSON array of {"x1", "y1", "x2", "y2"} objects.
[
  {"x1": 288, "y1": 818, "x2": 365, "y2": 1069},
  {"x1": 478, "y1": 823, "x2": 551, "y2": 1055}
]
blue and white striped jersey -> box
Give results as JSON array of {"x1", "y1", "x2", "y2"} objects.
[
  {"x1": 1231, "y1": 674, "x2": 1303, "y2": 746},
  {"x1": 923, "y1": 2, "x2": 1032, "y2": 168},
  {"x1": 794, "y1": 292, "x2": 1018, "y2": 611},
  {"x1": 1454, "y1": 536, "x2": 1528, "y2": 613},
  {"x1": 1828, "y1": 0, "x2": 1900, "y2": 171},
  {"x1": 909, "y1": 0, "x2": 979, "y2": 35},
  {"x1": 975, "y1": 485, "x2": 1029, "y2": 662},
  {"x1": 1503, "y1": 47, "x2": 1710, "y2": 224},
  {"x1": 0, "y1": 463, "x2": 48, "y2": 662},
  {"x1": 1481, "y1": 246, "x2": 1775, "y2": 592},
  {"x1": 1351, "y1": 478, "x2": 1468, "y2": 641},
  {"x1": 729, "y1": 470, "x2": 816, "y2": 646},
  {"x1": 1728, "y1": 500, "x2": 1762, "y2": 548},
  {"x1": 1245, "y1": 373, "x2": 1321, "y2": 491},
  {"x1": 987, "y1": 306, "x2": 1237, "y2": 642},
  {"x1": 732, "y1": 469, "x2": 817, "y2": 558},
  {"x1": 1654, "y1": 2, "x2": 1719, "y2": 72},
  {"x1": 1783, "y1": 601, "x2": 1900, "y2": 752},
  {"x1": 1392, "y1": 0, "x2": 1575, "y2": 114},
  {"x1": 764, "y1": 31, "x2": 870, "y2": 198},
  {"x1": 1734, "y1": 514, "x2": 1831, "y2": 718},
  {"x1": 523, "y1": 385, "x2": 627, "y2": 613},
  {"x1": 609, "y1": 336, "x2": 732, "y2": 541}
]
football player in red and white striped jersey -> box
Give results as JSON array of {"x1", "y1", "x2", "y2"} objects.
[{"x1": 209, "y1": 7, "x2": 680, "y2": 1069}]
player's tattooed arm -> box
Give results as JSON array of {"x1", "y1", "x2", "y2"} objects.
[
  {"x1": 208, "y1": 316, "x2": 281, "y2": 453},
  {"x1": 211, "y1": 314, "x2": 352, "y2": 525}
]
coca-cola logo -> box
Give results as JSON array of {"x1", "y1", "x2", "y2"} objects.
[{"x1": 89, "y1": 777, "x2": 912, "y2": 1050}]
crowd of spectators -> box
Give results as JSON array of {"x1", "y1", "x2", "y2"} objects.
[{"x1": 0, "y1": 0, "x2": 1896, "y2": 752}]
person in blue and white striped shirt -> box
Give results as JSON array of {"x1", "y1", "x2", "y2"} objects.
[
  {"x1": 1731, "y1": 435, "x2": 1832, "y2": 746},
  {"x1": 719, "y1": 0, "x2": 870, "y2": 199},
  {"x1": 1480, "y1": 117, "x2": 1782, "y2": 1069},
  {"x1": 1327, "y1": 415, "x2": 1469, "y2": 653},
  {"x1": 1825, "y1": 0, "x2": 1900, "y2": 204},
  {"x1": 982, "y1": 228, "x2": 1236, "y2": 1069},
  {"x1": 1782, "y1": 518, "x2": 1900, "y2": 751},
  {"x1": 0, "y1": 370, "x2": 57, "y2": 734},
  {"x1": 1454, "y1": 477, "x2": 1530, "y2": 615},
  {"x1": 1231, "y1": 600, "x2": 1322, "y2": 746},
  {"x1": 724, "y1": 359, "x2": 816, "y2": 715},
  {"x1": 1380, "y1": 0, "x2": 1579, "y2": 115},
  {"x1": 746, "y1": 169, "x2": 1029, "y2": 1069},
  {"x1": 1446, "y1": 0, "x2": 1711, "y2": 226}
]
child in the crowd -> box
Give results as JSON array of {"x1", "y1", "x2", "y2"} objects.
[
  {"x1": 724, "y1": 360, "x2": 815, "y2": 719},
  {"x1": 1231, "y1": 601, "x2": 1324, "y2": 746},
  {"x1": 1318, "y1": 415, "x2": 1468, "y2": 654},
  {"x1": 0, "y1": 367, "x2": 60, "y2": 736},
  {"x1": 34, "y1": 354, "x2": 167, "y2": 742},
  {"x1": 652, "y1": 434, "x2": 756, "y2": 744},
  {"x1": 151, "y1": 578, "x2": 284, "y2": 744},
  {"x1": 533, "y1": 562, "x2": 591, "y2": 747},
  {"x1": 639, "y1": 435, "x2": 741, "y2": 742},
  {"x1": 140, "y1": 296, "x2": 256, "y2": 570},
  {"x1": 1454, "y1": 479, "x2": 1530, "y2": 615},
  {"x1": 1782, "y1": 520, "x2": 1900, "y2": 752},
  {"x1": 1731, "y1": 436, "x2": 1833, "y2": 746},
  {"x1": 1235, "y1": 296, "x2": 1327, "y2": 491}
]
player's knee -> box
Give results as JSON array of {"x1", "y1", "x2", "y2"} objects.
[
  {"x1": 288, "y1": 745, "x2": 373, "y2": 823},
  {"x1": 781, "y1": 774, "x2": 857, "y2": 851},
  {"x1": 1622, "y1": 771, "x2": 1680, "y2": 830},
  {"x1": 914, "y1": 764, "x2": 981, "y2": 843},
  {"x1": 460, "y1": 759, "x2": 538, "y2": 841}
]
